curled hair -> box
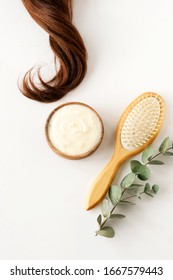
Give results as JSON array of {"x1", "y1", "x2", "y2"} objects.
[{"x1": 20, "y1": 0, "x2": 87, "y2": 102}]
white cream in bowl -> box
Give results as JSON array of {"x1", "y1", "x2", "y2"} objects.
[{"x1": 46, "y1": 103, "x2": 104, "y2": 159}]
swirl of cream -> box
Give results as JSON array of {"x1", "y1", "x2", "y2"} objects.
[{"x1": 47, "y1": 104, "x2": 103, "y2": 156}]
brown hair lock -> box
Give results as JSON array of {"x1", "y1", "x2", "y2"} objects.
[{"x1": 20, "y1": 0, "x2": 87, "y2": 102}]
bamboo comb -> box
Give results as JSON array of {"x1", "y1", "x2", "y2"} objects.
[{"x1": 86, "y1": 92, "x2": 165, "y2": 210}]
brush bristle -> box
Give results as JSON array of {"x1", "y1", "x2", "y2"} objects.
[{"x1": 121, "y1": 97, "x2": 164, "y2": 150}]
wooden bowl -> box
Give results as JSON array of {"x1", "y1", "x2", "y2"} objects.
[{"x1": 45, "y1": 102, "x2": 104, "y2": 160}]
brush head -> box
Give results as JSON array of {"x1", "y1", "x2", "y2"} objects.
[{"x1": 120, "y1": 93, "x2": 165, "y2": 151}]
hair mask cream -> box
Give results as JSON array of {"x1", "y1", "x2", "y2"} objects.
[{"x1": 45, "y1": 103, "x2": 104, "y2": 159}]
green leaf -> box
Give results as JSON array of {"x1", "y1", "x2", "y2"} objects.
[
  {"x1": 126, "y1": 187, "x2": 140, "y2": 196},
  {"x1": 152, "y1": 184, "x2": 159, "y2": 194},
  {"x1": 145, "y1": 191, "x2": 154, "y2": 198},
  {"x1": 110, "y1": 214, "x2": 126, "y2": 219},
  {"x1": 109, "y1": 185, "x2": 122, "y2": 205},
  {"x1": 147, "y1": 160, "x2": 164, "y2": 165},
  {"x1": 118, "y1": 200, "x2": 135, "y2": 205},
  {"x1": 101, "y1": 199, "x2": 109, "y2": 218},
  {"x1": 96, "y1": 226, "x2": 115, "y2": 238},
  {"x1": 137, "y1": 165, "x2": 151, "y2": 181},
  {"x1": 142, "y1": 146, "x2": 154, "y2": 164},
  {"x1": 97, "y1": 214, "x2": 102, "y2": 226},
  {"x1": 130, "y1": 184, "x2": 143, "y2": 187},
  {"x1": 163, "y1": 151, "x2": 173, "y2": 156},
  {"x1": 130, "y1": 160, "x2": 142, "y2": 173},
  {"x1": 159, "y1": 137, "x2": 171, "y2": 153},
  {"x1": 128, "y1": 184, "x2": 143, "y2": 192},
  {"x1": 121, "y1": 173, "x2": 136, "y2": 189},
  {"x1": 144, "y1": 183, "x2": 151, "y2": 192}
]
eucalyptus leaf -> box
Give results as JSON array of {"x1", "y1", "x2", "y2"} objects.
[
  {"x1": 121, "y1": 173, "x2": 136, "y2": 189},
  {"x1": 110, "y1": 214, "x2": 125, "y2": 219},
  {"x1": 101, "y1": 199, "x2": 109, "y2": 218},
  {"x1": 152, "y1": 184, "x2": 159, "y2": 194},
  {"x1": 96, "y1": 226, "x2": 115, "y2": 238},
  {"x1": 137, "y1": 165, "x2": 151, "y2": 181},
  {"x1": 159, "y1": 137, "x2": 171, "y2": 153},
  {"x1": 144, "y1": 183, "x2": 151, "y2": 192},
  {"x1": 145, "y1": 191, "x2": 154, "y2": 198},
  {"x1": 130, "y1": 184, "x2": 143, "y2": 187},
  {"x1": 130, "y1": 160, "x2": 142, "y2": 174},
  {"x1": 128, "y1": 184, "x2": 143, "y2": 191},
  {"x1": 147, "y1": 160, "x2": 164, "y2": 165},
  {"x1": 142, "y1": 146, "x2": 154, "y2": 164},
  {"x1": 109, "y1": 185, "x2": 122, "y2": 205},
  {"x1": 126, "y1": 187, "x2": 140, "y2": 196},
  {"x1": 118, "y1": 200, "x2": 135, "y2": 205},
  {"x1": 163, "y1": 151, "x2": 173, "y2": 156},
  {"x1": 97, "y1": 214, "x2": 102, "y2": 226}
]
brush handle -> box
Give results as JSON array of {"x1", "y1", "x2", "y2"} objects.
[{"x1": 85, "y1": 157, "x2": 122, "y2": 210}]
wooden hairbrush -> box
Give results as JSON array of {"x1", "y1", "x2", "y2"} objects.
[{"x1": 86, "y1": 92, "x2": 166, "y2": 210}]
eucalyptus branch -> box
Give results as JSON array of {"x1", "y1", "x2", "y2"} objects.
[
  {"x1": 98, "y1": 190, "x2": 144, "y2": 231},
  {"x1": 95, "y1": 137, "x2": 173, "y2": 238},
  {"x1": 98, "y1": 189, "x2": 126, "y2": 230},
  {"x1": 145, "y1": 147, "x2": 173, "y2": 165},
  {"x1": 121, "y1": 192, "x2": 145, "y2": 201}
]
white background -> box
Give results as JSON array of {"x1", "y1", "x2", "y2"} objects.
[{"x1": 0, "y1": 0, "x2": 173, "y2": 260}]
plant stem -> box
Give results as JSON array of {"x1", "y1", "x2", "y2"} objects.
[
  {"x1": 121, "y1": 192, "x2": 145, "y2": 201},
  {"x1": 99, "y1": 189, "x2": 126, "y2": 229},
  {"x1": 145, "y1": 147, "x2": 172, "y2": 164},
  {"x1": 99, "y1": 191, "x2": 145, "y2": 230}
]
